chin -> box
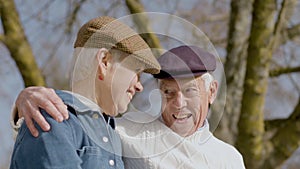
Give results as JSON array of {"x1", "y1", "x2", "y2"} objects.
[{"x1": 117, "y1": 107, "x2": 128, "y2": 115}]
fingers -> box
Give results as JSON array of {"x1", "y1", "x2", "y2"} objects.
[
  {"x1": 47, "y1": 88, "x2": 69, "y2": 120},
  {"x1": 24, "y1": 117, "x2": 39, "y2": 137},
  {"x1": 38, "y1": 97, "x2": 64, "y2": 122},
  {"x1": 23, "y1": 87, "x2": 68, "y2": 122},
  {"x1": 15, "y1": 86, "x2": 69, "y2": 137},
  {"x1": 21, "y1": 100, "x2": 50, "y2": 137}
]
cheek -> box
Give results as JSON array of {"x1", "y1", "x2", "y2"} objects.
[
  {"x1": 161, "y1": 104, "x2": 174, "y2": 124},
  {"x1": 188, "y1": 99, "x2": 202, "y2": 121},
  {"x1": 194, "y1": 100, "x2": 209, "y2": 123},
  {"x1": 162, "y1": 111, "x2": 171, "y2": 127},
  {"x1": 160, "y1": 97, "x2": 170, "y2": 112}
]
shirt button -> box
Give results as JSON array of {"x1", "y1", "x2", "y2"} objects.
[
  {"x1": 92, "y1": 113, "x2": 99, "y2": 119},
  {"x1": 103, "y1": 137, "x2": 108, "y2": 143},
  {"x1": 109, "y1": 159, "x2": 115, "y2": 166}
]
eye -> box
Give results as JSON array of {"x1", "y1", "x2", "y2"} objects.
[
  {"x1": 164, "y1": 89, "x2": 172, "y2": 95},
  {"x1": 183, "y1": 87, "x2": 199, "y2": 97},
  {"x1": 163, "y1": 89, "x2": 176, "y2": 98},
  {"x1": 185, "y1": 87, "x2": 197, "y2": 92}
]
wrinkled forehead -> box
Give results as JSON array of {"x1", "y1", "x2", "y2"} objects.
[{"x1": 159, "y1": 76, "x2": 204, "y2": 89}]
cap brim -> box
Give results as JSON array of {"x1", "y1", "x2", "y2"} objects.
[{"x1": 153, "y1": 70, "x2": 208, "y2": 79}]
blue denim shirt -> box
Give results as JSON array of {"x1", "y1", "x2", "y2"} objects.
[{"x1": 10, "y1": 90, "x2": 124, "y2": 169}]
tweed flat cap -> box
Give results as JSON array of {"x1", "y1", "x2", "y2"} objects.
[
  {"x1": 153, "y1": 45, "x2": 216, "y2": 79},
  {"x1": 74, "y1": 16, "x2": 160, "y2": 74}
]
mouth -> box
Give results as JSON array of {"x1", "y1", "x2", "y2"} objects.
[{"x1": 172, "y1": 114, "x2": 192, "y2": 120}]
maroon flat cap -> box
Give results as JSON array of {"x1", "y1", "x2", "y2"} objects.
[{"x1": 153, "y1": 45, "x2": 216, "y2": 79}]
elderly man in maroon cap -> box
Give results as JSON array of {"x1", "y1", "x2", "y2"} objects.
[
  {"x1": 117, "y1": 45, "x2": 245, "y2": 168},
  {"x1": 11, "y1": 45, "x2": 245, "y2": 168}
]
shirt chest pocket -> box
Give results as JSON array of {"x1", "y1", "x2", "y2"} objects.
[{"x1": 77, "y1": 146, "x2": 121, "y2": 168}]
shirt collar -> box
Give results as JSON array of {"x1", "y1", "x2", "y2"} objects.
[
  {"x1": 55, "y1": 90, "x2": 115, "y2": 129},
  {"x1": 159, "y1": 116, "x2": 212, "y2": 143},
  {"x1": 187, "y1": 119, "x2": 212, "y2": 144}
]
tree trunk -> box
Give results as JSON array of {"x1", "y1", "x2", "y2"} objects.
[
  {"x1": 236, "y1": 0, "x2": 276, "y2": 168},
  {"x1": 212, "y1": 0, "x2": 254, "y2": 145},
  {"x1": 0, "y1": 0, "x2": 45, "y2": 87}
]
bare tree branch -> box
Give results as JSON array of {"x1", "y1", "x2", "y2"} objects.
[
  {"x1": 287, "y1": 24, "x2": 300, "y2": 40},
  {"x1": 263, "y1": 96, "x2": 300, "y2": 168},
  {"x1": 269, "y1": 0, "x2": 290, "y2": 50},
  {"x1": 23, "y1": 0, "x2": 56, "y2": 24},
  {"x1": 278, "y1": 1, "x2": 299, "y2": 44},
  {"x1": 41, "y1": 32, "x2": 66, "y2": 73},
  {"x1": 65, "y1": 0, "x2": 87, "y2": 35},
  {"x1": 125, "y1": 0, "x2": 162, "y2": 56},
  {"x1": 269, "y1": 66, "x2": 300, "y2": 77},
  {"x1": 101, "y1": 0, "x2": 120, "y2": 16}
]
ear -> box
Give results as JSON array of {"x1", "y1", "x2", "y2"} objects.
[
  {"x1": 208, "y1": 80, "x2": 218, "y2": 104},
  {"x1": 96, "y1": 48, "x2": 111, "y2": 80}
]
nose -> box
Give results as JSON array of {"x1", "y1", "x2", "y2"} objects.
[
  {"x1": 134, "y1": 81, "x2": 143, "y2": 93},
  {"x1": 173, "y1": 92, "x2": 187, "y2": 109}
]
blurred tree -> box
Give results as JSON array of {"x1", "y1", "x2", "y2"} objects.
[
  {"x1": 236, "y1": 0, "x2": 277, "y2": 167},
  {"x1": 212, "y1": 0, "x2": 254, "y2": 145},
  {"x1": 235, "y1": 0, "x2": 300, "y2": 168},
  {"x1": 0, "y1": 0, "x2": 45, "y2": 87}
]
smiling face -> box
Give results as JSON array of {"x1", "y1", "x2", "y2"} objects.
[
  {"x1": 160, "y1": 74, "x2": 217, "y2": 137},
  {"x1": 110, "y1": 65, "x2": 143, "y2": 115},
  {"x1": 96, "y1": 49, "x2": 144, "y2": 116}
]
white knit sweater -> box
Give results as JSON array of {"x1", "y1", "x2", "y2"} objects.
[{"x1": 116, "y1": 112, "x2": 245, "y2": 169}]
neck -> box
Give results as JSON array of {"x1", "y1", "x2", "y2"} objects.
[{"x1": 72, "y1": 78, "x2": 97, "y2": 103}]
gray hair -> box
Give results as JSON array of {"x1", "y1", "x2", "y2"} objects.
[
  {"x1": 158, "y1": 72, "x2": 214, "y2": 92},
  {"x1": 201, "y1": 73, "x2": 214, "y2": 91}
]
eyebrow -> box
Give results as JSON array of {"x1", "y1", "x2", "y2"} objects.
[{"x1": 183, "y1": 82, "x2": 198, "y2": 88}]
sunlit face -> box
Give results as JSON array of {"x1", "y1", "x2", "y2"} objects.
[
  {"x1": 110, "y1": 64, "x2": 143, "y2": 115},
  {"x1": 97, "y1": 50, "x2": 143, "y2": 117},
  {"x1": 160, "y1": 76, "x2": 212, "y2": 137}
]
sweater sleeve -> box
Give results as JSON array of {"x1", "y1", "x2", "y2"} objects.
[
  {"x1": 10, "y1": 104, "x2": 23, "y2": 141},
  {"x1": 10, "y1": 109, "x2": 82, "y2": 169}
]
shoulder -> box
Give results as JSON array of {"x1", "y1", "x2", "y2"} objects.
[
  {"x1": 16, "y1": 108, "x2": 82, "y2": 145},
  {"x1": 209, "y1": 135, "x2": 242, "y2": 156},
  {"x1": 11, "y1": 109, "x2": 85, "y2": 168},
  {"x1": 42, "y1": 108, "x2": 82, "y2": 135},
  {"x1": 208, "y1": 135, "x2": 245, "y2": 166}
]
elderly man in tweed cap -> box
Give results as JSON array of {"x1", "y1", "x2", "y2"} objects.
[{"x1": 10, "y1": 16, "x2": 160, "y2": 169}]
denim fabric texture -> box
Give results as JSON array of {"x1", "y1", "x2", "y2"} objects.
[{"x1": 10, "y1": 90, "x2": 124, "y2": 169}]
